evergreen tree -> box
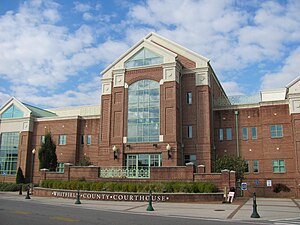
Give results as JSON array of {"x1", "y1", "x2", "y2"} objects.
[
  {"x1": 215, "y1": 154, "x2": 247, "y2": 182},
  {"x1": 38, "y1": 132, "x2": 57, "y2": 171},
  {"x1": 16, "y1": 167, "x2": 25, "y2": 184}
]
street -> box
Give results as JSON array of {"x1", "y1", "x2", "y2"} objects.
[{"x1": 0, "y1": 198, "x2": 271, "y2": 225}]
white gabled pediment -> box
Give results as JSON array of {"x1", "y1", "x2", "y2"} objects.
[
  {"x1": 287, "y1": 76, "x2": 300, "y2": 95},
  {"x1": 146, "y1": 32, "x2": 209, "y2": 68},
  {"x1": 101, "y1": 38, "x2": 177, "y2": 78},
  {"x1": 0, "y1": 97, "x2": 32, "y2": 118}
]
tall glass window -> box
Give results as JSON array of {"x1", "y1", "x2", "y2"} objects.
[
  {"x1": 59, "y1": 135, "x2": 67, "y2": 145},
  {"x1": 226, "y1": 128, "x2": 232, "y2": 140},
  {"x1": 219, "y1": 129, "x2": 224, "y2": 141},
  {"x1": 0, "y1": 132, "x2": 19, "y2": 175},
  {"x1": 187, "y1": 125, "x2": 193, "y2": 138},
  {"x1": 0, "y1": 104, "x2": 24, "y2": 118},
  {"x1": 242, "y1": 127, "x2": 248, "y2": 140},
  {"x1": 253, "y1": 160, "x2": 259, "y2": 173},
  {"x1": 128, "y1": 80, "x2": 160, "y2": 143},
  {"x1": 251, "y1": 127, "x2": 257, "y2": 140},
  {"x1": 187, "y1": 92, "x2": 192, "y2": 104}
]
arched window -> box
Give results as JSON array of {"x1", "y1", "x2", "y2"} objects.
[{"x1": 127, "y1": 80, "x2": 160, "y2": 142}]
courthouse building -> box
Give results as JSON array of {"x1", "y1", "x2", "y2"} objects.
[{"x1": 0, "y1": 33, "x2": 300, "y2": 197}]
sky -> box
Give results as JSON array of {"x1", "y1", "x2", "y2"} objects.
[{"x1": 0, "y1": 0, "x2": 299, "y2": 108}]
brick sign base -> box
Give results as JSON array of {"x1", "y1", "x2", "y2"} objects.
[{"x1": 34, "y1": 188, "x2": 223, "y2": 202}]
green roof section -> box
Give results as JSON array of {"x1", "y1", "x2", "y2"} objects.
[{"x1": 23, "y1": 103, "x2": 57, "y2": 118}]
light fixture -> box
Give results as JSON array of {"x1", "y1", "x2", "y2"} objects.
[
  {"x1": 153, "y1": 144, "x2": 158, "y2": 148},
  {"x1": 166, "y1": 144, "x2": 171, "y2": 159},
  {"x1": 32, "y1": 148, "x2": 36, "y2": 155},
  {"x1": 112, "y1": 145, "x2": 118, "y2": 160}
]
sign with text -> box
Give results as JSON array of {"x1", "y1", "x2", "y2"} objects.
[{"x1": 52, "y1": 191, "x2": 170, "y2": 202}]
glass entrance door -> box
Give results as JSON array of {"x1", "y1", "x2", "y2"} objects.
[{"x1": 125, "y1": 154, "x2": 161, "y2": 178}]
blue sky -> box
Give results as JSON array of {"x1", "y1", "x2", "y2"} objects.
[{"x1": 0, "y1": 0, "x2": 299, "y2": 108}]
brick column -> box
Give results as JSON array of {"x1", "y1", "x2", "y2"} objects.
[
  {"x1": 197, "y1": 165, "x2": 206, "y2": 173},
  {"x1": 229, "y1": 170, "x2": 236, "y2": 188},
  {"x1": 64, "y1": 163, "x2": 73, "y2": 181},
  {"x1": 221, "y1": 169, "x2": 230, "y2": 190}
]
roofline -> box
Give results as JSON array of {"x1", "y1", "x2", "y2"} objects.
[
  {"x1": 147, "y1": 32, "x2": 210, "y2": 63},
  {"x1": 286, "y1": 75, "x2": 300, "y2": 88},
  {"x1": 100, "y1": 32, "x2": 210, "y2": 76}
]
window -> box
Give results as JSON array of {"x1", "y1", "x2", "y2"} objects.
[
  {"x1": 244, "y1": 160, "x2": 249, "y2": 173},
  {"x1": 187, "y1": 125, "x2": 193, "y2": 138},
  {"x1": 40, "y1": 135, "x2": 45, "y2": 144},
  {"x1": 56, "y1": 163, "x2": 64, "y2": 173},
  {"x1": 272, "y1": 160, "x2": 286, "y2": 173},
  {"x1": 80, "y1": 135, "x2": 84, "y2": 145},
  {"x1": 253, "y1": 160, "x2": 259, "y2": 173},
  {"x1": 59, "y1": 135, "x2": 66, "y2": 145},
  {"x1": 125, "y1": 48, "x2": 163, "y2": 68},
  {"x1": 0, "y1": 132, "x2": 19, "y2": 175},
  {"x1": 187, "y1": 92, "x2": 192, "y2": 104},
  {"x1": 251, "y1": 127, "x2": 257, "y2": 140},
  {"x1": 226, "y1": 128, "x2": 232, "y2": 140},
  {"x1": 270, "y1": 125, "x2": 283, "y2": 138},
  {"x1": 125, "y1": 154, "x2": 162, "y2": 178},
  {"x1": 185, "y1": 155, "x2": 196, "y2": 165},
  {"x1": 242, "y1": 127, "x2": 248, "y2": 140},
  {"x1": 127, "y1": 80, "x2": 160, "y2": 143},
  {"x1": 219, "y1": 129, "x2": 224, "y2": 141},
  {"x1": 0, "y1": 104, "x2": 24, "y2": 118},
  {"x1": 86, "y1": 135, "x2": 91, "y2": 145}
]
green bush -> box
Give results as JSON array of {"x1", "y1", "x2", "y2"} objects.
[
  {"x1": 39, "y1": 180, "x2": 218, "y2": 193},
  {"x1": 0, "y1": 183, "x2": 27, "y2": 192}
]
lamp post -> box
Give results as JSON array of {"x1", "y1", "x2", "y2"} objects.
[{"x1": 31, "y1": 148, "x2": 36, "y2": 193}]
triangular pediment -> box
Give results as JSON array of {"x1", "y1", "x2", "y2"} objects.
[
  {"x1": 101, "y1": 32, "x2": 210, "y2": 78},
  {"x1": 0, "y1": 97, "x2": 31, "y2": 119},
  {"x1": 287, "y1": 76, "x2": 300, "y2": 95}
]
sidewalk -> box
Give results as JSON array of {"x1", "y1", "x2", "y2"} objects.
[{"x1": 1, "y1": 192, "x2": 300, "y2": 222}]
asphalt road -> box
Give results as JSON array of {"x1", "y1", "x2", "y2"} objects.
[{"x1": 0, "y1": 198, "x2": 271, "y2": 225}]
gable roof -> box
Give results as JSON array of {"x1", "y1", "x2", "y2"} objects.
[
  {"x1": 101, "y1": 32, "x2": 210, "y2": 77},
  {"x1": 0, "y1": 97, "x2": 56, "y2": 119}
]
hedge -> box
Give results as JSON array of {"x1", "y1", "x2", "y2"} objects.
[
  {"x1": 0, "y1": 183, "x2": 28, "y2": 192},
  {"x1": 40, "y1": 180, "x2": 218, "y2": 193}
]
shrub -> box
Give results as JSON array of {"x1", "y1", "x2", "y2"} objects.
[
  {"x1": 273, "y1": 183, "x2": 291, "y2": 193},
  {"x1": 0, "y1": 182, "x2": 26, "y2": 192},
  {"x1": 39, "y1": 180, "x2": 218, "y2": 193}
]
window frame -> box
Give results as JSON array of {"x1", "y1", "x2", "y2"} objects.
[
  {"x1": 86, "y1": 135, "x2": 91, "y2": 145},
  {"x1": 272, "y1": 159, "x2": 286, "y2": 173},
  {"x1": 253, "y1": 160, "x2": 259, "y2": 173},
  {"x1": 58, "y1": 134, "x2": 67, "y2": 145},
  {"x1": 187, "y1": 92, "x2": 192, "y2": 105},
  {"x1": 270, "y1": 125, "x2": 283, "y2": 138},
  {"x1": 226, "y1": 128, "x2": 232, "y2": 140},
  {"x1": 251, "y1": 127, "x2": 257, "y2": 140},
  {"x1": 187, "y1": 125, "x2": 193, "y2": 139},
  {"x1": 219, "y1": 128, "x2": 224, "y2": 141},
  {"x1": 242, "y1": 127, "x2": 248, "y2": 140}
]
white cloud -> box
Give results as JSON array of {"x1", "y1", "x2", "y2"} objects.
[
  {"x1": 261, "y1": 46, "x2": 300, "y2": 90},
  {"x1": 222, "y1": 81, "x2": 244, "y2": 96},
  {"x1": 73, "y1": 1, "x2": 93, "y2": 13}
]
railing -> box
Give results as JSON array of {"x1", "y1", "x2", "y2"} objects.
[{"x1": 99, "y1": 166, "x2": 150, "y2": 179}]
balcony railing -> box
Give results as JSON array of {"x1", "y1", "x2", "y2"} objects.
[{"x1": 99, "y1": 166, "x2": 150, "y2": 179}]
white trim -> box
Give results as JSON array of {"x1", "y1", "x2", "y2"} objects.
[{"x1": 0, "y1": 97, "x2": 32, "y2": 118}]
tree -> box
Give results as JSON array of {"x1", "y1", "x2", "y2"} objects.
[
  {"x1": 16, "y1": 167, "x2": 25, "y2": 184},
  {"x1": 215, "y1": 154, "x2": 247, "y2": 182},
  {"x1": 76, "y1": 156, "x2": 92, "y2": 166},
  {"x1": 38, "y1": 132, "x2": 57, "y2": 171}
]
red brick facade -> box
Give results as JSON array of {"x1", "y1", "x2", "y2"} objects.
[{"x1": 1, "y1": 33, "x2": 299, "y2": 197}]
